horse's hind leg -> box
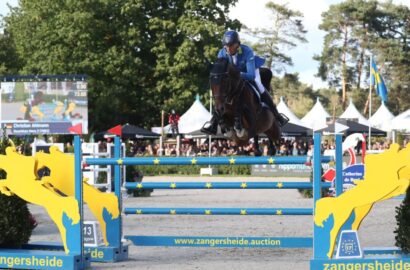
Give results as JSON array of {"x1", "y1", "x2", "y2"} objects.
[
  {"x1": 253, "y1": 135, "x2": 262, "y2": 156},
  {"x1": 264, "y1": 125, "x2": 280, "y2": 156}
]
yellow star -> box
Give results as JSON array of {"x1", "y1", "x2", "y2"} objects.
[
  {"x1": 205, "y1": 182, "x2": 212, "y2": 189},
  {"x1": 229, "y1": 158, "x2": 236, "y2": 165},
  {"x1": 153, "y1": 158, "x2": 160, "y2": 165},
  {"x1": 276, "y1": 182, "x2": 284, "y2": 189},
  {"x1": 136, "y1": 183, "x2": 143, "y2": 189},
  {"x1": 329, "y1": 161, "x2": 335, "y2": 166},
  {"x1": 240, "y1": 209, "x2": 247, "y2": 215},
  {"x1": 205, "y1": 210, "x2": 212, "y2": 215},
  {"x1": 276, "y1": 210, "x2": 283, "y2": 215},
  {"x1": 240, "y1": 182, "x2": 247, "y2": 189},
  {"x1": 170, "y1": 183, "x2": 177, "y2": 189},
  {"x1": 136, "y1": 209, "x2": 142, "y2": 215},
  {"x1": 170, "y1": 209, "x2": 176, "y2": 215},
  {"x1": 117, "y1": 159, "x2": 123, "y2": 165},
  {"x1": 191, "y1": 158, "x2": 197, "y2": 165},
  {"x1": 268, "y1": 157, "x2": 275, "y2": 164}
]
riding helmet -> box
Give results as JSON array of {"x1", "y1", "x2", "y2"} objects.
[{"x1": 222, "y1": 30, "x2": 240, "y2": 46}]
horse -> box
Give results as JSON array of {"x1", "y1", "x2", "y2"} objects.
[{"x1": 209, "y1": 58, "x2": 281, "y2": 155}]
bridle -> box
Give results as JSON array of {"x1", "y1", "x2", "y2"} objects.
[{"x1": 209, "y1": 70, "x2": 245, "y2": 105}]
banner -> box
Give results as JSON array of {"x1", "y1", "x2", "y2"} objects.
[{"x1": 0, "y1": 77, "x2": 88, "y2": 135}]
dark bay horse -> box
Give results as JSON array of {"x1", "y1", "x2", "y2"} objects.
[{"x1": 209, "y1": 58, "x2": 281, "y2": 155}]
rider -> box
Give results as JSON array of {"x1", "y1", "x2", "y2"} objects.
[{"x1": 201, "y1": 30, "x2": 288, "y2": 135}]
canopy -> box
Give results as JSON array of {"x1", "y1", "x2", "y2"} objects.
[
  {"x1": 339, "y1": 99, "x2": 369, "y2": 125},
  {"x1": 301, "y1": 97, "x2": 330, "y2": 130},
  {"x1": 281, "y1": 122, "x2": 312, "y2": 137},
  {"x1": 95, "y1": 124, "x2": 160, "y2": 140},
  {"x1": 369, "y1": 102, "x2": 394, "y2": 132},
  {"x1": 317, "y1": 119, "x2": 386, "y2": 136}
]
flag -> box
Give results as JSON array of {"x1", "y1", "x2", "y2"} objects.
[
  {"x1": 69, "y1": 123, "x2": 83, "y2": 135},
  {"x1": 108, "y1": 125, "x2": 122, "y2": 136},
  {"x1": 370, "y1": 58, "x2": 388, "y2": 102}
]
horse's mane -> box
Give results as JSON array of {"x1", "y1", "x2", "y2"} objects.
[
  {"x1": 210, "y1": 58, "x2": 240, "y2": 81},
  {"x1": 211, "y1": 58, "x2": 230, "y2": 75}
]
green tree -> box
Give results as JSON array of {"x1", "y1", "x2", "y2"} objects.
[
  {"x1": 371, "y1": 1, "x2": 410, "y2": 115},
  {"x1": 0, "y1": 29, "x2": 21, "y2": 75},
  {"x1": 245, "y1": 2, "x2": 307, "y2": 73},
  {"x1": 271, "y1": 73, "x2": 319, "y2": 118},
  {"x1": 4, "y1": 0, "x2": 240, "y2": 132},
  {"x1": 314, "y1": 0, "x2": 379, "y2": 110}
]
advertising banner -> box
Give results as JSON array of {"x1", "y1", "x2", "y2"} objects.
[{"x1": 0, "y1": 76, "x2": 88, "y2": 135}]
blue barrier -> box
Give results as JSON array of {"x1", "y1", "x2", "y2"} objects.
[
  {"x1": 125, "y1": 181, "x2": 332, "y2": 190},
  {"x1": 124, "y1": 207, "x2": 314, "y2": 215},
  {"x1": 85, "y1": 155, "x2": 332, "y2": 166}
]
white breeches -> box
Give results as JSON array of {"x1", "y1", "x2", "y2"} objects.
[{"x1": 254, "y1": 68, "x2": 266, "y2": 94}]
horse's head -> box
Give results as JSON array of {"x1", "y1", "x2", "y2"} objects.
[{"x1": 209, "y1": 58, "x2": 240, "y2": 116}]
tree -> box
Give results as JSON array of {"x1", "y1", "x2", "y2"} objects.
[
  {"x1": 3, "y1": 0, "x2": 240, "y2": 132},
  {"x1": 0, "y1": 29, "x2": 21, "y2": 75},
  {"x1": 371, "y1": 1, "x2": 410, "y2": 115},
  {"x1": 314, "y1": 0, "x2": 379, "y2": 109},
  {"x1": 245, "y1": 2, "x2": 307, "y2": 73}
]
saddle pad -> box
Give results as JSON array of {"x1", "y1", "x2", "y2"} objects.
[{"x1": 245, "y1": 81, "x2": 268, "y2": 109}]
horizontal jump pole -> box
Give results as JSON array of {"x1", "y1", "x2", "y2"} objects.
[
  {"x1": 125, "y1": 235, "x2": 313, "y2": 248},
  {"x1": 85, "y1": 155, "x2": 333, "y2": 166},
  {"x1": 125, "y1": 181, "x2": 332, "y2": 190},
  {"x1": 124, "y1": 207, "x2": 313, "y2": 215}
]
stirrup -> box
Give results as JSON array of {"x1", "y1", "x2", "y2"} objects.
[
  {"x1": 277, "y1": 113, "x2": 289, "y2": 127},
  {"x1": 201, "y1": 121, "x2": 217, "y2": 135}
]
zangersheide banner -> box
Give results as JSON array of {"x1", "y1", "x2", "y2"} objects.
[{"x1": 0, "y1": 75, "x2": 88, "y2": 135}]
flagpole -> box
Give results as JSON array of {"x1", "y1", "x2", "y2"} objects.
[{"x1": 368, "y1": 55, "x2": 372, "y2": 151}]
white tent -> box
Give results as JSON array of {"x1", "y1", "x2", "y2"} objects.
[
  {"x1": 369, "y1": 102, "x2": 394, "y2": 131},
  {"x1": 152, "y1": 95, "x2": 211, "y2": 134},
  {"x1": 339, "y1": 99, "x2": 369, "y2": 125},
  {"x1": 391, "y1": 109, "x2": 410, "y2": 133},
  {"x1": 301, "y1": 97, "x2": 330, "y2": 130},
  {"x1": 277, "y1": 96, "x2": 307, "y2": 127}
]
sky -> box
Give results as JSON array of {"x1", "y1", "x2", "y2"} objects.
[
  {"x1": 230, "y1": 0, "x2": 410, "y2": 89},
  {"x1": 1, "y1": 0, "x2": 409, "y2": 89}
]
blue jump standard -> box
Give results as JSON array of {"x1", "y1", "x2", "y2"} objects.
[
  {"x1": 85, "y1": 155, "x2": 333, "y2": 166},
  {"x1": 124, "y1": 207, "x2": 313, "y2": 215},
  {"x1": 125, "y1": 181, "x2": 332, "y2": 190}
]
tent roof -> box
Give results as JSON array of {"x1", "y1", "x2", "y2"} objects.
[
  {"x1": 162, "y1": 95, "x2": 211, "y2": 134},
  {"x1": 277, "y1": 97, "x2": 307, "y2": 127},
  {"x1": 369, "y1": 102, "x2": 394, "y2": 131},
  {"x1": 301, "y1": 97, "x2": 330, "y2": 130},
  {"x1": 392, "y1": 108, "x2": 410, "y2": 132},
  {"x1": 339, "y1": 99, "x2": 369, "y2": 125}
]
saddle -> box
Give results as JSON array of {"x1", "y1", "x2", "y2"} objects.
[{"x1": 244, "y1": 81, "x2": 269, "y2": 112}]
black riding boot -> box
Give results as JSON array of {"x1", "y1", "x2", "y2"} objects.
[
  {"x1": 260, "y1": 91, "x2": 289, "y2": 127},
  {"x1": 201, "y1": 114, "x2": 219, "y2": 135}
]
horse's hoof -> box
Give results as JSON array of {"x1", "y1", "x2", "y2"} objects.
[
  {"x1": 224, "y1": 130, "x2": 233, "y2": 138},
  {"x1": 235, "y1": 129, "x2": 246, "y2": 138}
]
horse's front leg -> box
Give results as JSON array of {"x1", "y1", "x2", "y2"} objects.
[{"x1": 253, "y1": 136, "x2": 262, "y2": 156}]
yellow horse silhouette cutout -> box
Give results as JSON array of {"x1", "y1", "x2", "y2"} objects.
[
  {"x1": 35, "y1": 146, "x2": 120, "y2": 246},
  {"x1": 0, "y1": 147, "x2": 80, "y2": 253},
  {"x1": 314, "y1": 143, "x2": 410, "y2": 258}
]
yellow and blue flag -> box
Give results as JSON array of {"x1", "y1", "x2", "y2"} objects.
[{"x1": 370, "y1": 59, "x2": 388, "y2": 102}]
